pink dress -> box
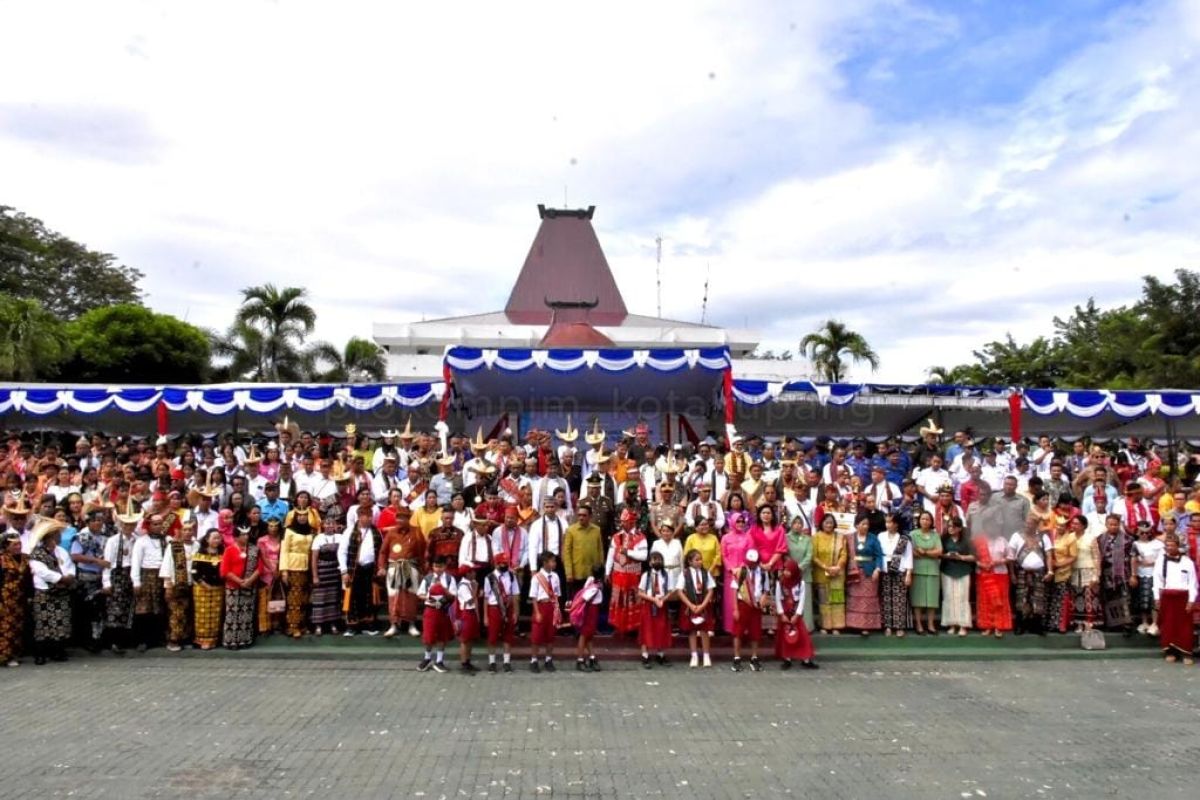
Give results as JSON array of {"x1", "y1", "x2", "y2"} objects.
[
  {"x1": 749, "y1": 524, "x2": 788, "y2": 571},
  {"x1": 260, "y1": 460, "x2": 281, "y2": 482},
  {"x1": 720, "y1": 530, "x2": 753, "y2": 634},
  {"x1": 256, "y1": 536, "x2": 281, "y2": 587}
]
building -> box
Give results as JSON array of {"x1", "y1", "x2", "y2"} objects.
[{"x1": 373, "y1": 205, "x2": 810, "y2": 382}]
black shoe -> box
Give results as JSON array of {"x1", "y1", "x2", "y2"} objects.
[
  {"x1": 576, "y1": 659, "x2": 586, "y2": 671},
  {"x1": 503, "y1": 662, "x2": 513, "y2": 673},
  {"x1": 543, "y1": 660, "x2": 556, "y2": 673},
  {"x1": 110, "y1": 645, "x2": 126, "y2": 657},
  {"x1": 136, "y1": 643, "x2": 147, "y2": 653},
  {"x1": 34, "y1": 656, "x2": 47, "y2": 666},
  {"x1": 530, "y1": 660, "x2": 541, "y2": 673},
  {"x1": 487, "y1": 663, "x2": 497, "y2": 673},
  {"x1": 588, "y1": 657, "x2": 601, "y2": 671},
  {"x1": 730, "y1": 657, "x2": 743, "y2": 672},
  {"x1": 781, "y1": 659, "x2": 793, "y2": 671},
  {"x1": 657, "y1": 654, "x2": 671, "y2": 667},
  {"x1": 460, "y1": 662, "x2": 477, "y2": 674},
  {"x1": 417, "y1": 658, "x2": 432, "y2": 672},
  {"x1": 431, "y1": 661, "x2": 448, "y2": 673},
  {"x1": 750, "y1": 657, "x2": 763, "y2": 672},
  {"x1": 642, "y1": 655, "x2": 652, "y2": 669},
  {"x1": 801, "y1": 660, "x2": 820, "y2": 670},
  {"x1": 50, "y1": 653, "x2": 68, "y2": 663}
]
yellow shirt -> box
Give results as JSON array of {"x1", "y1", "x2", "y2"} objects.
[
  {"x1": 410, "y1": 506, "x2": 443, "y2": 536},
  {"x1": 1050, "y1": 531, "x2": 1078, "y2": 582},
  {"x1": 683, "y1": 532, "x2": 722, "y2": 573},
  {"x1": 279, "y1": 529, "x2": 314, "y2": 572}
]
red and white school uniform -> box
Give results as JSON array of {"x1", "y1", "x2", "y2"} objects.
[
  {"x1": 417, "y1": 572, "x2": 457, "y2": 646},
  {"x1": 638, "y1": 568, "x2": 674, "y2": 651},
  {"x1": 774, "y1": 580, "x2": 815, "y2": 661},
  {"x1": 484, "y1": 569, "x2": 520, "y2": 646},
  {"x1": 679, "y1": 566, "x2": 716, "y2": 633},
  {"x1": 732, "y1": 566, "x2": 769, "y2": 643},
  {"x1": 456, "y1": 577, "x2": 480, "y2": 643},
  {"x1": 575, "y1": 576, "x2": 604, "y2": 637},
  {"x1": 530, "y1": 568, "x2": 562, "y2": 646}
]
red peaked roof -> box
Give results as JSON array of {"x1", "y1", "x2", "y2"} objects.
[
  {"x1": 538, "y1": 321, "x2": 616, "y2": 348},
  {"x1": 504, "y1": 205, "x2": 629, "y2": 326}
]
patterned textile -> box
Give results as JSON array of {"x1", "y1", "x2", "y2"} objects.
[
  {"x1": 385, "y1": 561, "x2": 420, "y2": 623},
  {"x1": 257, "y1": 583, "x2": 284, "y2": 634},
  {"x1": 1071, "y1": 570, "x2": 1101, "y2": 626},
  {"x1": 609, "y1": 570, "x2": 642, "y2": 634},
  {"x1": 816, "y1": 583, "x2": 846, "y2": 630},
  {"x1": 166, "y1": 584, "x2": 193, "y2": 644},
  {"x1": 223, "y1": 544, "x2": 258, "y2": 648},
  {"x1": 105, "y1": 567, "x2": 135, "y2": 630},
  {"x1": 285, "y1": 571, "x2": 311, "y2": 635},
  {"x1": 845, "y1": 577, "x2": 881, "y2": 630},
  {"x1": 134, "y1": 572, "x2": 165, "y2": 616},
  {"x1": 192, "y1": 583, "x2": 223, "y2": 648},
  {"x1": 975, "y1": 571, "x2": 1012, "y2": 632},
  {"x1": 1133, "y1": 575, "x2": 1155, "y2": 616},
  {"x1": 310, "y1": 544, "x2": 342, "y2": 625},
  {"x1": 1013, "y1": 570, "x2": 1046, "y2": 618},
  {"x1": 0, "y1": 553, "x2": 29, "y2": 661},
  {"x1": 940, "y1": 573, "x2": 971, "y2": 628},
  {"x1": 879, "y1": 571, "x2": 911, "y2": 630},
  {"x1": 33, "y1": 590, "x2": 72, "y2": 643},
  {"x1": 1047, "y1": 581, "x2": 1073, "y2": 633}
]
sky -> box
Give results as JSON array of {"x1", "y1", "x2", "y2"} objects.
[{"x1": 2, "y1": 0, "x2": 1198, "y2": 383}]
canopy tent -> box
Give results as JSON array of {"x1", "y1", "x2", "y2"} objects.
[{"x1": 0, "y1": 382, "x2": 446, "y2": 436}]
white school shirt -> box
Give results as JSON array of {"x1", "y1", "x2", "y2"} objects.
[
  {"x1": 30, "y1": 546, "x2": 76, "y2": 590},
  {"x1": 417, "y1": 572, "x2": 457, "y2": 605},
  {"x1": 638, "y1": 569, "x2": 674, "y2": 599},
  {"x1": 1133, "y1": 539, "x2": 1165, "y2": 577},
  {"x1": 527, "y1": 516, "x2": 566, "y2": 572},
  {"x1": 130, "y1": 536, "x2": 167, "y2": 588},
  {"x1": 456, "y1": 579, "x2": 478, "y2": 610},
  {"x1": 731, "y1": 566, "x2": 769, "y2": 602},
  {"x1": 580, "y1": 575, "x2": 604, "y2": 605},
  {"x1": 484, "y1": 570, "x2": 521, "y2": 606},
  {"x1": 774, "y1": 580, "x2": 806, "y2": 616},
  {"x1": 1152, "y1": 555, "x2": 1197, "y2": 602},
  {"x1": 680, "y1": 566, "x2": 716, "y2": 599},
  {"x1": 529, "y1": 569, "x2": 561, "y2": 601}
]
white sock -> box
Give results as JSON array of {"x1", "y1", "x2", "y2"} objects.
[
  {"x1": 423, "y1": 649, "x2": 432, "y2": 660},
  {"x1": 544, "y1": 655, "x2": 553, "y2": 663},
  {"x1": 435, "y1": 650, "x2": 444, "y2": 664},
  {"x1": 503, "y1": 653, "x2": 511, "y2": 664},
  {"x1": 488, "y1": 653, "x2": 496, "y2": 664},
  {"x1": 691, "y1": 651, "x2": 698, "y2": 659}
]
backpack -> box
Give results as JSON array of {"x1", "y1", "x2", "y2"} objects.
[{"x1": 568, "y1": 584, "x2": 590, "y2": 629}]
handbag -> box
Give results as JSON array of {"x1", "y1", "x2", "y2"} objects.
[
  {"x1": 267, "y1": 581, "x2": 286, "y2": 614},
  {"x1": 1080, "y1": 628, "x2": 1106, "y2": 650}
]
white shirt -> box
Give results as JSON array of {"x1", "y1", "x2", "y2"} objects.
[
  {"x1": 774, "y1": 580, "x2": 806, "y2": 616},
  {"x1": 638, "y1": 568, "x2": 674, "y2": 599},
  {"x1": 345, "y1": 504, "x2": 380, "y2": 532},
  {"x1": 604, "y1": 532, "x2": 648, "y2": 575},
  {"x1": 533, "y1": 477, "x2": 573, "y2": 513},
  {"x1": 731, "y1": 565, "x2": 769, "y2": 602},
  {"x1": 1006, "y1": 532, "x2": 1050, "y2": 571},
  {"x1": 685, "y1": 499, "x2": 725, "y2": 531},
  {"x1": 527, "y1": 516, "x2": 566, "y2": 571},
  {"x1": 294, "y1": 469, "x2": 321, "y2": 496},
  {"x1": 337, "y1": 526, "x2": 379, "y2": 572},
  {"x1": 980, "y1": 462, "x2": 1008, "y2": 492},
  {"x1": 1152, "y1": 554, "x2": 1197, "y2": 602},
  {"x1": 877, "y1": 531, "x2": 913, "y2": 571},
  {"x1": 190, "y1": 507, "x2": 219, "y2": 538},
  {"x1": 372, "y1": 470, "x2": 401, "y2": 506},
  {"x1": 30, "y1": 545, "x2": 76, "y2": 590},
  {"x1": 456, "y1": 578, "x2": 478, "y2": 609},
  {"x1": 130, "y1": 536, "x2": 167, "y2": 588},
  {"x1": 484, "y1": 570, "x2": 520, "y2": 606},
  {"x1": 650, "y1": 539, "x2": 684, "y2": 586},
  {"x1": 579, "y1": 575, "x2": 605, "y2": 605},
  {"x1": 679, "y1": 566, "x2": 716, "y2": 599},
  {"x1": 101, "y1": 534, "x2": 135, "y2": 589},
  {"x1": 491, "y1": 525, "x2": 527, "y2": 570},
  {"x1": 868, "y1": 480, "x2": 901, "y2": 509},
  {"x1": 1134, "y1": 539, "x2": 1165, "y2": 577},
  {"x1": 245, "y1": 473, "x2": 268, "y2": 501},
  {"x1": 459, "y1": 528, "x2": 494, "y2": 568},
  {"x1": 310, "y1": 532, "x2": 343, "y2": 551},
  {"x1": 916, "y1": 467, "x2": 951, "y2": 510},
  {"x1": 159, "y1": 540, "x2": 199, "y2": 584},
  {"x1": 309, "y1": 476, "x2": 339, "y2": 506},
  {"x1": 529, "y1": 569, "x2": 561, "y2": 601},
  {"x1": 418, "y1": 572, "x2": 457, "y2": 606}
]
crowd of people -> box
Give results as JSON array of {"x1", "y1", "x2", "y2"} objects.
[{"x1": 1, "y1": 418, "x2": 1197, "y2": 673}]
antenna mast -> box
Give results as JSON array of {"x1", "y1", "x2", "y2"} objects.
[
  {"x1": 700, "y1": 262, "x2": 710, "y2": 324},
  {"x1": 655, "y1": 235, "x2": 663, "y2": 318}
]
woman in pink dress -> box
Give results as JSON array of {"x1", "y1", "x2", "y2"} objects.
[
  {"x1": 749, "y1": 505, "x2": 788, "y2": 574},
  {"x1": 724, "y1": 491, "x2": 752, "y2": 533},
  {"x1": 720, "y1": 514, "x2": 754, "y2": 634},
  {"x1": 260, "y1": 444, "x2": 283, "y2": 483}
]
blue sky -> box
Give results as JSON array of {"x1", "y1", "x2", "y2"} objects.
[{"x1": 1, "y1": 0, "x2": 1197, "y2": 382}]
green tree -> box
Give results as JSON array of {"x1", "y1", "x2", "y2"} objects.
[
  {"x1": 0, "y1": 294, "x2": 70, "y2": 380},
  {"x1": 799, "y1": 319, "x2": 879, "y2": 382},
  {"x1": 0, "y1": 206, "x2": 144, "y2": 318},
  {"x1": 234, "y1": 284, "x2": 317, "y2": 381},
  {"x1": 64, "y1": 305, "x2": 210, "y2": 383},
  {"x1": 925, "y1": 364, "x2": 980, "y2": 384},
  {"x1": 309, "y1": 337, "x2": 388, "y2": 382},
  {"x1": 1131, "y1": 269, "x2": 1200, "y2": 387},
  {"x1": 210, "y1": 320, "x2": 317, "y2": 382}
]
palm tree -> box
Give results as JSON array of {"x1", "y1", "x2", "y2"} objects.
[
  {"x1": 0, "y1": 295, "x2": 69, "y2": 380},
  {"x1": 799, "y1": 319, "x2": 880, "y2": 383},
  {"x1": 309, "y1": 337, "x2": 389, "y2": 382},
  {"x1": 235, "y1": 284, "x2": 317, "y2": 382},
  {"x1": 210, "y1": 320, "x2": 314, "y2": 382}
]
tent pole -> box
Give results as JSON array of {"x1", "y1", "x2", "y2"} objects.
[
  {"x1": 232, "y1": 408, "x2": 240, "y2": 441},
  {"x1": 1167, "y1": 417, "x2": 1178, "y2": 483}
]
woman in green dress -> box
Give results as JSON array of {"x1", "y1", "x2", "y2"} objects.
[
  {"x1": 785, "y1": 516, "x2": 814, "y2": 631},
  {"x1": 910, "y1": 510, "x2": 943, "y2": 634}
]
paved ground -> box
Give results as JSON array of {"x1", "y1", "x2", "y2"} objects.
[{"x1": 1, "y1": 655, "x2": 1197, "y2": 799}]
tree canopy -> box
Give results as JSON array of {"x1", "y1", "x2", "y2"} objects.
[
  {"x1": 799, "y1": 319, "x2": 879, "y2": 383},
  {"x1": 63, "y1": 305, "x2": 211, "y2": 383},
  {"x1": 0, "y1": 294, "x2": 70, "y2": 380},
  {"x1": 0, "y1": 206, "x2": 144, "y2": 318},
  {"x1": 930, "y1": 269, "x2": 1200, "y2": 389}
]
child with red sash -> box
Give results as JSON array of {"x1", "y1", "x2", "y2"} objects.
[
  {"x1": 572, "y1": 564, "x2": 605, "y2": 671},
  {"x1": 638, "y1": 551, "x2": 674, "y2": 667},
  {"x1": 456, "y1": 566, "x2": 481, "y2": 673},
  {"x1": 415, "y1": 555, "x2": 456, "y2": 673},
  {"x1": 483, "y1": 552, "x2": 520, "y2": 673},
  {"x1": 679, "y1": 548, "x2": 716, "y2": 668},
  {"x1": 731, "y1": 548, "x2": 771, "y2": 672},
  {"x1": 529, "y1": 550, "x2": 561, "y2": 673},
  {"x1": 774, "y1": 558, "x2": 818, "y2": 670}
]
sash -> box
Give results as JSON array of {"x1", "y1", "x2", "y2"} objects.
[
  {"x1": 683, "y1": 567, "x2": 707, "y2": 605},
  {"x1": 404, "y1": 480, "x2": 429, "y2": 507},
  {"x1": 886, "y1": 533, "x2": 908, "y2": 574},
  {"x1": 534, "y1": 571, "x2": 562, "y2": 627},
  {"x1": 1015, "y1": 534, "x2": 1044, "y2": 570}
]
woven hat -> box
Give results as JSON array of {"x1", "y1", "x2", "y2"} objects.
[
  {"x1": 584, "y1": 419, "x2": 606, "y2": 446},
  {"x1": 555, "y1": 415, "x2": 579, "y2": 443},
  {"x1": 28, "y1": 516, "x2": 67, "y2": 550}
]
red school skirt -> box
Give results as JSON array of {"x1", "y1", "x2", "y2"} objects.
[
  {"x1": 422, "y1": 606, "x2": 454, "y2": 646},
  {"x1": 531, "y1": 599, "x2": 558, "y2": 646},
  {"x1": 486, "y1": 605, "x2": 517, "y2": 646},
  {"x1": 735, "y1": 601, "x2": 763, "y2": 642},
  {"x1": 577, "y1": 602, "x2": 601, "y2": 638},
  {"x1": 774, "y1": 619, "x2": 815, "y2": 661},
  {"x1": 639, "y1": 601, "x2": 672, "y2": 651},
  {"x1": 458, "y1": 606, "x2": 480, "y2": 643},
  {"x1": 680, "y1": 605, "x2": 715, "y2": 634}
]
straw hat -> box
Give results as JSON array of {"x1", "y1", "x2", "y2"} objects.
[
  {"x1": 28, "y1": 516, "x2": 67, "y2": 550},
  {"x1": 435, "y1": 452, "x2": 456, "y2": 468},
  {"x1": 594, "y1": 443, "x2": 610, "y2": 465},
  {"x1": 331, "y1": 460, "x2": 350, "y2": 482},
  {"x1": 584, "y1": 419, "x2": 606, "y2": 446},
  {"x1": 398, "y1": 416, "x2": 415, "y2": 440},
  {"x1": 919, "y1": 418, "x2": 944, "y2": 437},
  {"x1": 470, "y1": 427, "x2": 489, "y2": 453},
  {"x1": 3, "y1": 494, "x2": 33, "y2": 517},
  {"x1": 114, "y1": 495, "x2": 143, "y2": 526},
  {"x1": 275, "y1": 415, "x2": 301, "y2": 441},
  {"x1": 379, "y1": 428, "x2": 399, "y2": 439},
  {"x1": 555, "y1": 415, "x2": 579, "y2": 443},
  {"x1": 243, "y1": 443, "x2": 263, "y2": 465}
]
